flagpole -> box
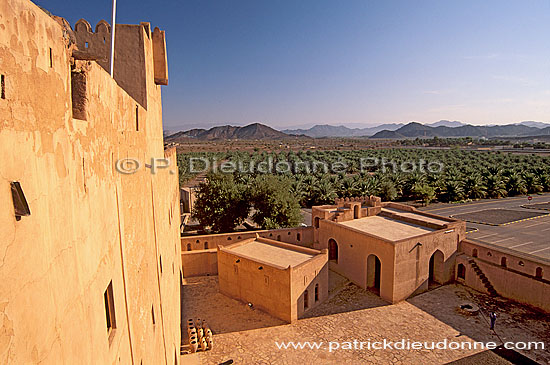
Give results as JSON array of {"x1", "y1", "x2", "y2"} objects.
[{"x1": 110, "y1": 0, "x2": 117, "y2": 77}]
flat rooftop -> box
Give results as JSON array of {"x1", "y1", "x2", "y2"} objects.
[
  {"x1": 340, "y1": 215, "x2": 434, "y2": 241},
  {"x1": 382, "y1": 207, "x2": 450, "y2": 226},
  {"x1": 228, "y1": 240, "x2": 314, "y2": 268}
]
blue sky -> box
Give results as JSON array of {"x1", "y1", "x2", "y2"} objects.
[{"x1": 35, "y1": 0, "x2": 550, "y2": 129}]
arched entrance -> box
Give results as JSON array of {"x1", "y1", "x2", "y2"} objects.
[
  {"x1": 429, "y1": 250, "x2": 445, "y2": 285},
  {"x1": 354, "y1": 205, "x2": 360, "y2": 219},
  {"x1": 328, "y1": 239, "x2": 338, "y2": 263},
  {"x1": 457, "y1": 263, "x2": 465, "y2": 279},
  {"x1": 366, "y1": 254, "x2": 381, "y2": 294}
]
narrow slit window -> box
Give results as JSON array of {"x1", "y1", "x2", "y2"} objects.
[
  {"x1": 49, "y1": 48, "x2": 53, "y2": 68},
  {"x1": 159, "y1": 255, "x2": 163, "y2": 274},
  {"x1": 104, "y1": 281, "x2": 116, "y2": 342},
  {"x1": 315, "y1": 284, "x2": 319, "y2": 302},
  {"x1": 1, "y1": 74, "x2": 5, "y2": 99},
  {"x1": 151, "y1": 305, "x2": 156, "y2": 326},
  {"x1": 135, "y1": 105, "x2": 139, "y2": 131}
]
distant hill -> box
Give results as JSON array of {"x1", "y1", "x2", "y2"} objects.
[
  {"x1": 517, "y1": 121, "x2": 550, "y2": 128},
  {"x1": 165, "y1": 123, "x2": 290, "y2": 141},
  {"x1": 370, "y1": 122, "x2": 548, "y2": 139},
  {"x1": 425, "y1": 120, "x2": 466, "y2": 128},
  {"x1": 282, "y1": 123, "x2": 404, "y2": 137}
]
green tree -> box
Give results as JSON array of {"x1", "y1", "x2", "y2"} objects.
[
  {"x1": 249, "y1": 175, "x2": 303, "y2": 229},
  {"x1": 413, "y1": 183, "x2": 436, "y2": 206},
  {"x1": 192, "y1": 173, "x2": 250, "y2": 233}
]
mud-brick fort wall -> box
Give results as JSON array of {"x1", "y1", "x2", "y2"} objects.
[{"x1": 0, "y1": 0, "x2": 181, "y2": 363}]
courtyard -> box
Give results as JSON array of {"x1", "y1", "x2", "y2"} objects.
[{"x1": 180, "y1": 272, "x2": 549, "y2": 364}]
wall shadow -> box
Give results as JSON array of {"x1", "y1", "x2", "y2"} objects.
[
  {"x1": 180, "y1": 276, "x2": 286, "y2": 339},
  {"x1": 301, "y1": 270, "x2": 389, "y2": 319}
]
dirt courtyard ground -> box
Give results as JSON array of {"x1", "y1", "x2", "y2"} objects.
[{"x1": 181, "y1": 273, "x2": 549, "y2": 365}]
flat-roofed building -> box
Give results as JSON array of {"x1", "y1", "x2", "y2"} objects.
[
  {"x1": 312, "y1": 197, "x2": 465, "y2": 303},
  {"x1": 217, "y1": 237, "x2": 328, "y2": 323}
]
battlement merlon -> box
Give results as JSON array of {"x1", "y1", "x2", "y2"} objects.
[{"x1": 73, "y1": 19, "x2": 168, "y2": 88}]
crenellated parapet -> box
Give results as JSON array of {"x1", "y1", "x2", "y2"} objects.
[
  {"x1": 73, "y1": 19, "x2": 111, "y2": 70},
  {"x1": 334, "y1": 195, "x2": 381, "y2": 208}
]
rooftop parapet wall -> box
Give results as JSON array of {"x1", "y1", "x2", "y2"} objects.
[{"x1": 73, "y1": 19, "x2": 169, "y2": 108}]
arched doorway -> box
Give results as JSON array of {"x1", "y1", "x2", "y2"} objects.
[
  {"x1": 328, "y1": 239, "x2": 338, "y2": 263},
  {"x1": 429, "y1": 250, "x2": 445, "y2": 285},
  {"x1": 354, "y1": 205, "x2": 360, "y2": 219},
  {"x1": 457, "y1": 263, "x2": 465, "y2": 279},
  {"x1": 366, "y1": 254, "x2": 381, "y2": 294}
]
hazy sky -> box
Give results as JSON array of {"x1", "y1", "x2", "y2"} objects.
[{"x1": 36, "y1": 0, "x2": 550, "y2": 129}]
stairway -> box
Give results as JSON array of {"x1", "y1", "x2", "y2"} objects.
[{"x1": 468, "y1": 259, "x2": 498, "y2": 296}]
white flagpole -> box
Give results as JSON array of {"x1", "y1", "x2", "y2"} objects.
[{"x1": 110, "y1": 0, "x2": 117, "y2": 77}]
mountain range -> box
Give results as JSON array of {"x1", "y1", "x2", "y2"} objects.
[
  {"x1": 370, "y1": 122, "x2": 550, "y2": 139},
  {"x1": 164, "y1": 123, "x2": 289, "y2": 141},
  {"x1": 164, "y1": 121, "x2": 550, "y2": 141}
]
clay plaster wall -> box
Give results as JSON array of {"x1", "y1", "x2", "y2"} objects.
[
  {"x1": 316, "y1": 220, "x2": 396, "y2": 302},
  {"x1": 181, "y1": 226, "x2": 313, "y2": 251},
  {"x1": 457, "y1": 241, "x2": 549, "y2": 312},
  {"x1": 217, "y1": 243, "x2": 293, "y2": 322},
  {"x1": 290, "y1": 251, "x2": 329, "y2": 321},
  {"x1": 0, "y1": 0, "x2": 180, "y2": 363}
]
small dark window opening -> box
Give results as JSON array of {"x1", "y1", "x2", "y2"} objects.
[
  {"x1": 10, "y1": 182, "x2": 31, "y2": 221},
  {"x1": 204, "y1": 242, "x2": 208, "y2": 249},
  {"x1": 277, "y1": 235, "x2": 281, "y2": 241},
  {"x1": 49, "y1": 48, "x2": 52, "y2": 68},
  {"x1": 135, "y1": 105, "x2": 139, "y2": 131},
  {"x1": 1, "y1": 74, "x2": 5, "y2": 99},
  {"x1": 304, "y1": 290, "x2": 309, "y2": 309},
  {"x1": 314, "y1": 284, "x2": 319, "y2": 302},
  {"x1": 85, "y1": 41, "x2": 89, "y2": 48},
  {"x1": 71, "y1": 70, "x2": 87, "y2": 120},
  {"x1": 500, "y1": 257, "x2": 507, "y2": 268},
  {"x1": 104, "y1": 281, "x2": 116, "y2": 340},
  {"x1": 227, "y1": 237, "x2": 232, "y2": 241},
  {"x1": 151, "y1": 305, "x2": 156, "y2": 326},
  {"x1": 536, "y1": 267, "x2": 543, "y2": 279},
  {"x1": 472, "y1": 249, "x2": 478, "y2": 258},
  {"x1": 187, "y1": 243, "x2": 191, "y2": 251},
  {"x1": 159, "y1": 256, "x2": 163, "y2": 274},
  {"x1": 297, "y1": 233, "x2": 301, "y2": 242}
]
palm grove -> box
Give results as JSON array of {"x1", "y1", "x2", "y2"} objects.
[{"x1": 179, "y1": 149, "x2": 550, "y2": 233}]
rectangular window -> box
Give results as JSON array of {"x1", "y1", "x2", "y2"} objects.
[
  {"x1": 1, "y1": 74, "x2": 5, "y2": 99},
  {"x1": 49, "y1": 48, "x2": 53, "y2": 68},
  {"x1": 135, "y1": 105, "x2": 139, "y2": 131},
  {"x1": 104, "y1": 281, "x2": 116, "y2": 342}
]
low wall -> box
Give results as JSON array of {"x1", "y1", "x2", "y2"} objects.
[
  {"x1": 181, "y1": 249, "x2": 217, "y2": 277},
  {"x1": 458, "y1": 240, "x2": 549, "y2": 312},
  {"x1": 180, "y1": 227, "x2": 314, "y2": 277},
  {"x1": 181, "y1": 226, "x2": 314, "y2": 251}
]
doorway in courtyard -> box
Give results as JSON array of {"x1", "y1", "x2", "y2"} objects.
[
  {"x1": 366, "y1": 254, "x2": 381, "y2": 294},
  {"x1": 429, "y1": 250, "x2": 444, "y2": 287},
  {"x1": 328, "y1": 238, "x2": 338, "y2": 263}
]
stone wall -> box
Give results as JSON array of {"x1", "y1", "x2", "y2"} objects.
[
  {"x1": 0, "y1": 0, "x2": 180, "y2": 363},
  {"x1": 458, "y1": 240, "x2": 549, "y2": 312}
]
